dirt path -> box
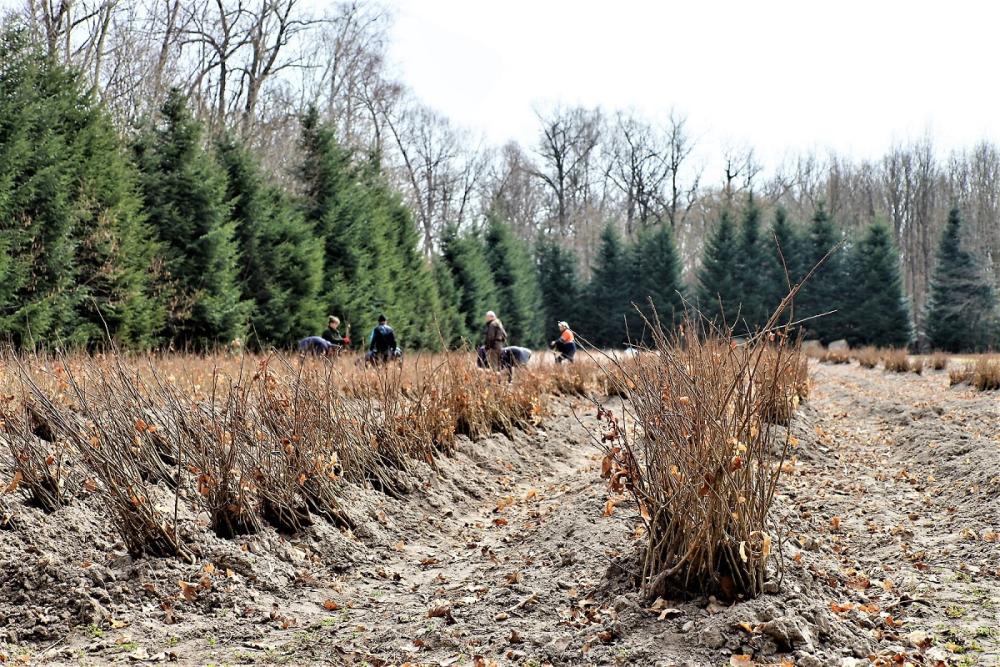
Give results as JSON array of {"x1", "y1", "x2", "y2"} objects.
[
  {"x1": 4, "y1": 363, "x2": 1000, "y2": 666},
  {"x1": 777, "y1": 363, "x2": 1000, "y2": 666}
]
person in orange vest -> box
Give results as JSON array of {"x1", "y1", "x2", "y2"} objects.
[{"x1": 550, "y1": 321, "x2": 576, "y2": 363}]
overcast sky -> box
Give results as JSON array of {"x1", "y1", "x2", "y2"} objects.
[{"x1": 385, "y1": 0, "x2": 1000, "y2": 171}]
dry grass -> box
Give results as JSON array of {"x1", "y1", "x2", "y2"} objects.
[
  {"x1": 0, "y1": 349, "x2": 587, "y2": 557},
  {"x1": 855, "y1": 346, "x2": 880, "y2": 369},
  {"x1": 597, "y1": 317, "x2": 802, "y2": 599},
  {"x1": 949, "y1": 356, "x2": 1000, "y2": 390},
  {"x1": 882, "y1": 349, "x2": 920, "y2": 374},
  {"x1": 929, "y1": 353, "x2": 948, "y2": 371},
  {"x1": 818, "y1": 349, "x2": 851, "y2": 365}
]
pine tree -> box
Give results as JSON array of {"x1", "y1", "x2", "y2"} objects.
[
  {"x1": 439, "y1": 226, "x2": 498, "y2": 345},
  {"x1": 628, "y1": 224, "x2": 685, "y2": 341},
  {"x1": 296, "y1": 107, "x2": 364, "y2": 328},
  {"x1": 485, "y1": 214, "x2": 544, "y2": 347},
  {"x1": 295, "y1": 110, "x2": 441, "y2": 348},
  {"x1": 371, "y1": 179, "x2": 442, "y2": 350},
  {"x1": 216, "y1": 135, "x2": 323, "y2": 347},
  {"x1": 843, "y1": 222, "x2": 911, "y2": 348},
  {"x1": 734, "y1": 197, "x2": 769, "y2": 330},
  {"x1": 0, "y1": 27, "x2": 161, "y2": 348},
  {"x1": 133, "y1": 89, "x2": 250, "y2": 348},
  {"x1": 585, "y1": 225, "x2": 631, "y2": 347},
  {"x1": 697, "y1": 208, "x2": 740, "y2": 326},
  {"x1": 536, "y1": 239, "x2": 583, "y2": 346},
  {"x1": 924, "y1": 207, "x2": 998, "y2": 352},
  {"x1": 798, "y1": 203, "x2": 848, "y2": 343},
  {"x1": 761, "y1": 207, "x2": 803, "y2": 322},
  {"x1": 433, "y1": 258, "x2": 467, "y2": 349}
]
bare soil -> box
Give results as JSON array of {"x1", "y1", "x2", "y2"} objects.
[{"x1": 1, "y1": 361, "x2": 998, "y2": 666}]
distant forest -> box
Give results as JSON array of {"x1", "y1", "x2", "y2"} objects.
[{"x1": 0, "y1": 1, "x2": 997, "y2": 351}]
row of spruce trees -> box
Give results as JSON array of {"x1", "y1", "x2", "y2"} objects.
[
  {"x1": 1, "y1": 28, "x2": 996, "y2": 353},
  {"x1": 692, "y1": 199, "x2": 998, "y2": 351},
  {"x1": 1, "y1": 29, "x2": 446, "y2": 350}
]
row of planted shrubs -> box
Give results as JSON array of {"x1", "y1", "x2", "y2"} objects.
[
  {"x1": 0, "y1": 350, "x2": 604, "y2": 559},
  {"x1": 810, "y1": 344, "x2": 1000, "y2": 390}
]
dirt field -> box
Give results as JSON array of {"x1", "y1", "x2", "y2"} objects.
[{"x1": 1, "y1": 360, "x2": 999, "y2": 666}]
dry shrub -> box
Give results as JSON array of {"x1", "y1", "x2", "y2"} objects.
[
  {"x1": 882, "y1": 349, "x2": 919, "y2": 373},
  {"x1": 855, "y1": 346, "x2": 880, "y2": 369},
  {"x1": 1, "y1": 400, "x2": 79, "y2": 512},
  {"x1": 8, "y1": 359, "x2": 190, "y2": 559},
  {"x1": 818, "y1": 349, "x2": 850, "y2": 364},
  {"x1": 949, "y1": 366, "x2": 971, "y2": 386},
  {"x1": 544, "y1": 360, "x2": 601, "y2": 397},
  {"x1": 0, "y1": 346, "x2": 563, "y2": 557},
  {"x1": 972, "y1": 358, "x2": 1000, "y2": 390},
  {"x1": 951, "y1": 357, "x2": 1000, "y2": 390},
  {"x1": 759, "y1": 347, "x2": 810, "y2": 425},
  {"x1": 599, "y1": 318, "x2": 800, "y2": 599},
  {"x1": 929, "y1": 353, "x2": 948, "y2": 371}
]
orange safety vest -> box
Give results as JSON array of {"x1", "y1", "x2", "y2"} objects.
[{"x1": 560, "y1": 329, "x2": 574, "y2": 343}]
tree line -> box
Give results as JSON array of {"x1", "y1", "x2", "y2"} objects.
[
  {"x1": 2, "y1": 18, "x2": 997, "y2": 353},
  {"x1": 11, "y1": 0, "x2": 1000, "y2": 329},
  {"x1": 694, "y1": 200, "x2": 998, "y2": 351}
]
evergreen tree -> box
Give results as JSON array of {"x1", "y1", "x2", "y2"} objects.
[
  {"x1": 296, "y1": 107, "x2": 364, "y2": 327},
  {"x1": 371, "y1": 180, "x2": 442, "y2": 350},
  {"x1": 439, "y1": 226, "x2": 498, "y2": 345},
  {"x1": 761, "y1": 207, "x2": 804, "y2": 322},
  {"x1": 432, "y1": 258, "x2": 466, "y2": 350},
  {"x1": 628, "y1": 223, "x2": 685, "y2": 341},
  {"x1": 0, "y1": 27, "x2": 161, "y2": 347},
  {"x1": 484, "y1": 214, "x2": 544, "y2": 347},
  {"x1": 216, "y1": 135, "x2": 323, "y2": 347},
  {"x1": 536, "y1": 239, "x2": 583, "y2": 346},
  {"x1": 133, "y1": 89, "x2": 249, "y2": 348},
  {"x1": 843, "y1": 222, "x2": 911, "y2": 348},
  {"x1": 585, "y1": 225, "x2": 631, "y2": 347},
  {"x1": 734, "y1": 197, "x2": 769, "y2": 330},
  {"x1": 924, "y1": 207, "x2": 998, "y2": 352},
  {"x1": 798, "y1": 203, "x2": 848, "y2": 343},
  {"x1": 296, "y1": 110, "x2": 441, "y2": 349},
  {"x1": 697, "y1": 208, "x2": 740, "y2": 326}
]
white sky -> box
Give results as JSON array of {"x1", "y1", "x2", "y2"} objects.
[{"x1": 385, "y1": 0, "x2": 1000, "y2": 172}]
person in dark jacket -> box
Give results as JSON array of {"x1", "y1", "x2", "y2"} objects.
[
  {"x1": 483, "y1": 310, "x2": 507, "y2": 370},
  {"x1": 366, "y1": 314, "x2": 399, "y2": 366},
  {"x1": 321, "y1": 316, "x2": 350, "y2": 351}
]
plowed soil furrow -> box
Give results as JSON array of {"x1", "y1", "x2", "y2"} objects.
[{"x1": 3, "y1": 363, "x2": 999, "y2": 666}]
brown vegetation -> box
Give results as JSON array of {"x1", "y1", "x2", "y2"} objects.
[
  {"x1": 929, "y1": 353, "x2": 948, "y2": 370},
  {"x1": 949, "y1": 356, "x2": 1000, "y2": 390},
  {"x1": 817, "y1": 349, "x2": 851, "y2": 365},
  {"x1": 0, "y1": 350, "x2": 605, "y2": 560},
  {"x1": 881, "y1": 349, "x2": 922, "y2": 374},
  {"x1": 855, "y1": 346, "x2": 880, "y2": 369},
  {"x1": 597, "y1": 319, "x2": 803, "y2": 599}
]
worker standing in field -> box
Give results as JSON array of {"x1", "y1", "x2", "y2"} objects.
[
  {"x1": 367, "y1": 314, "x2": 398, "y2": 366},
  {"x1": 550, "y1": 321, "x2": 576, "y2": 363},
  {"x1": 321, "y1": 316, "x2": 350, "y2": 352},
  {"x1": 483, "y1": 310, "x2": 507, "y2": 371}
]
